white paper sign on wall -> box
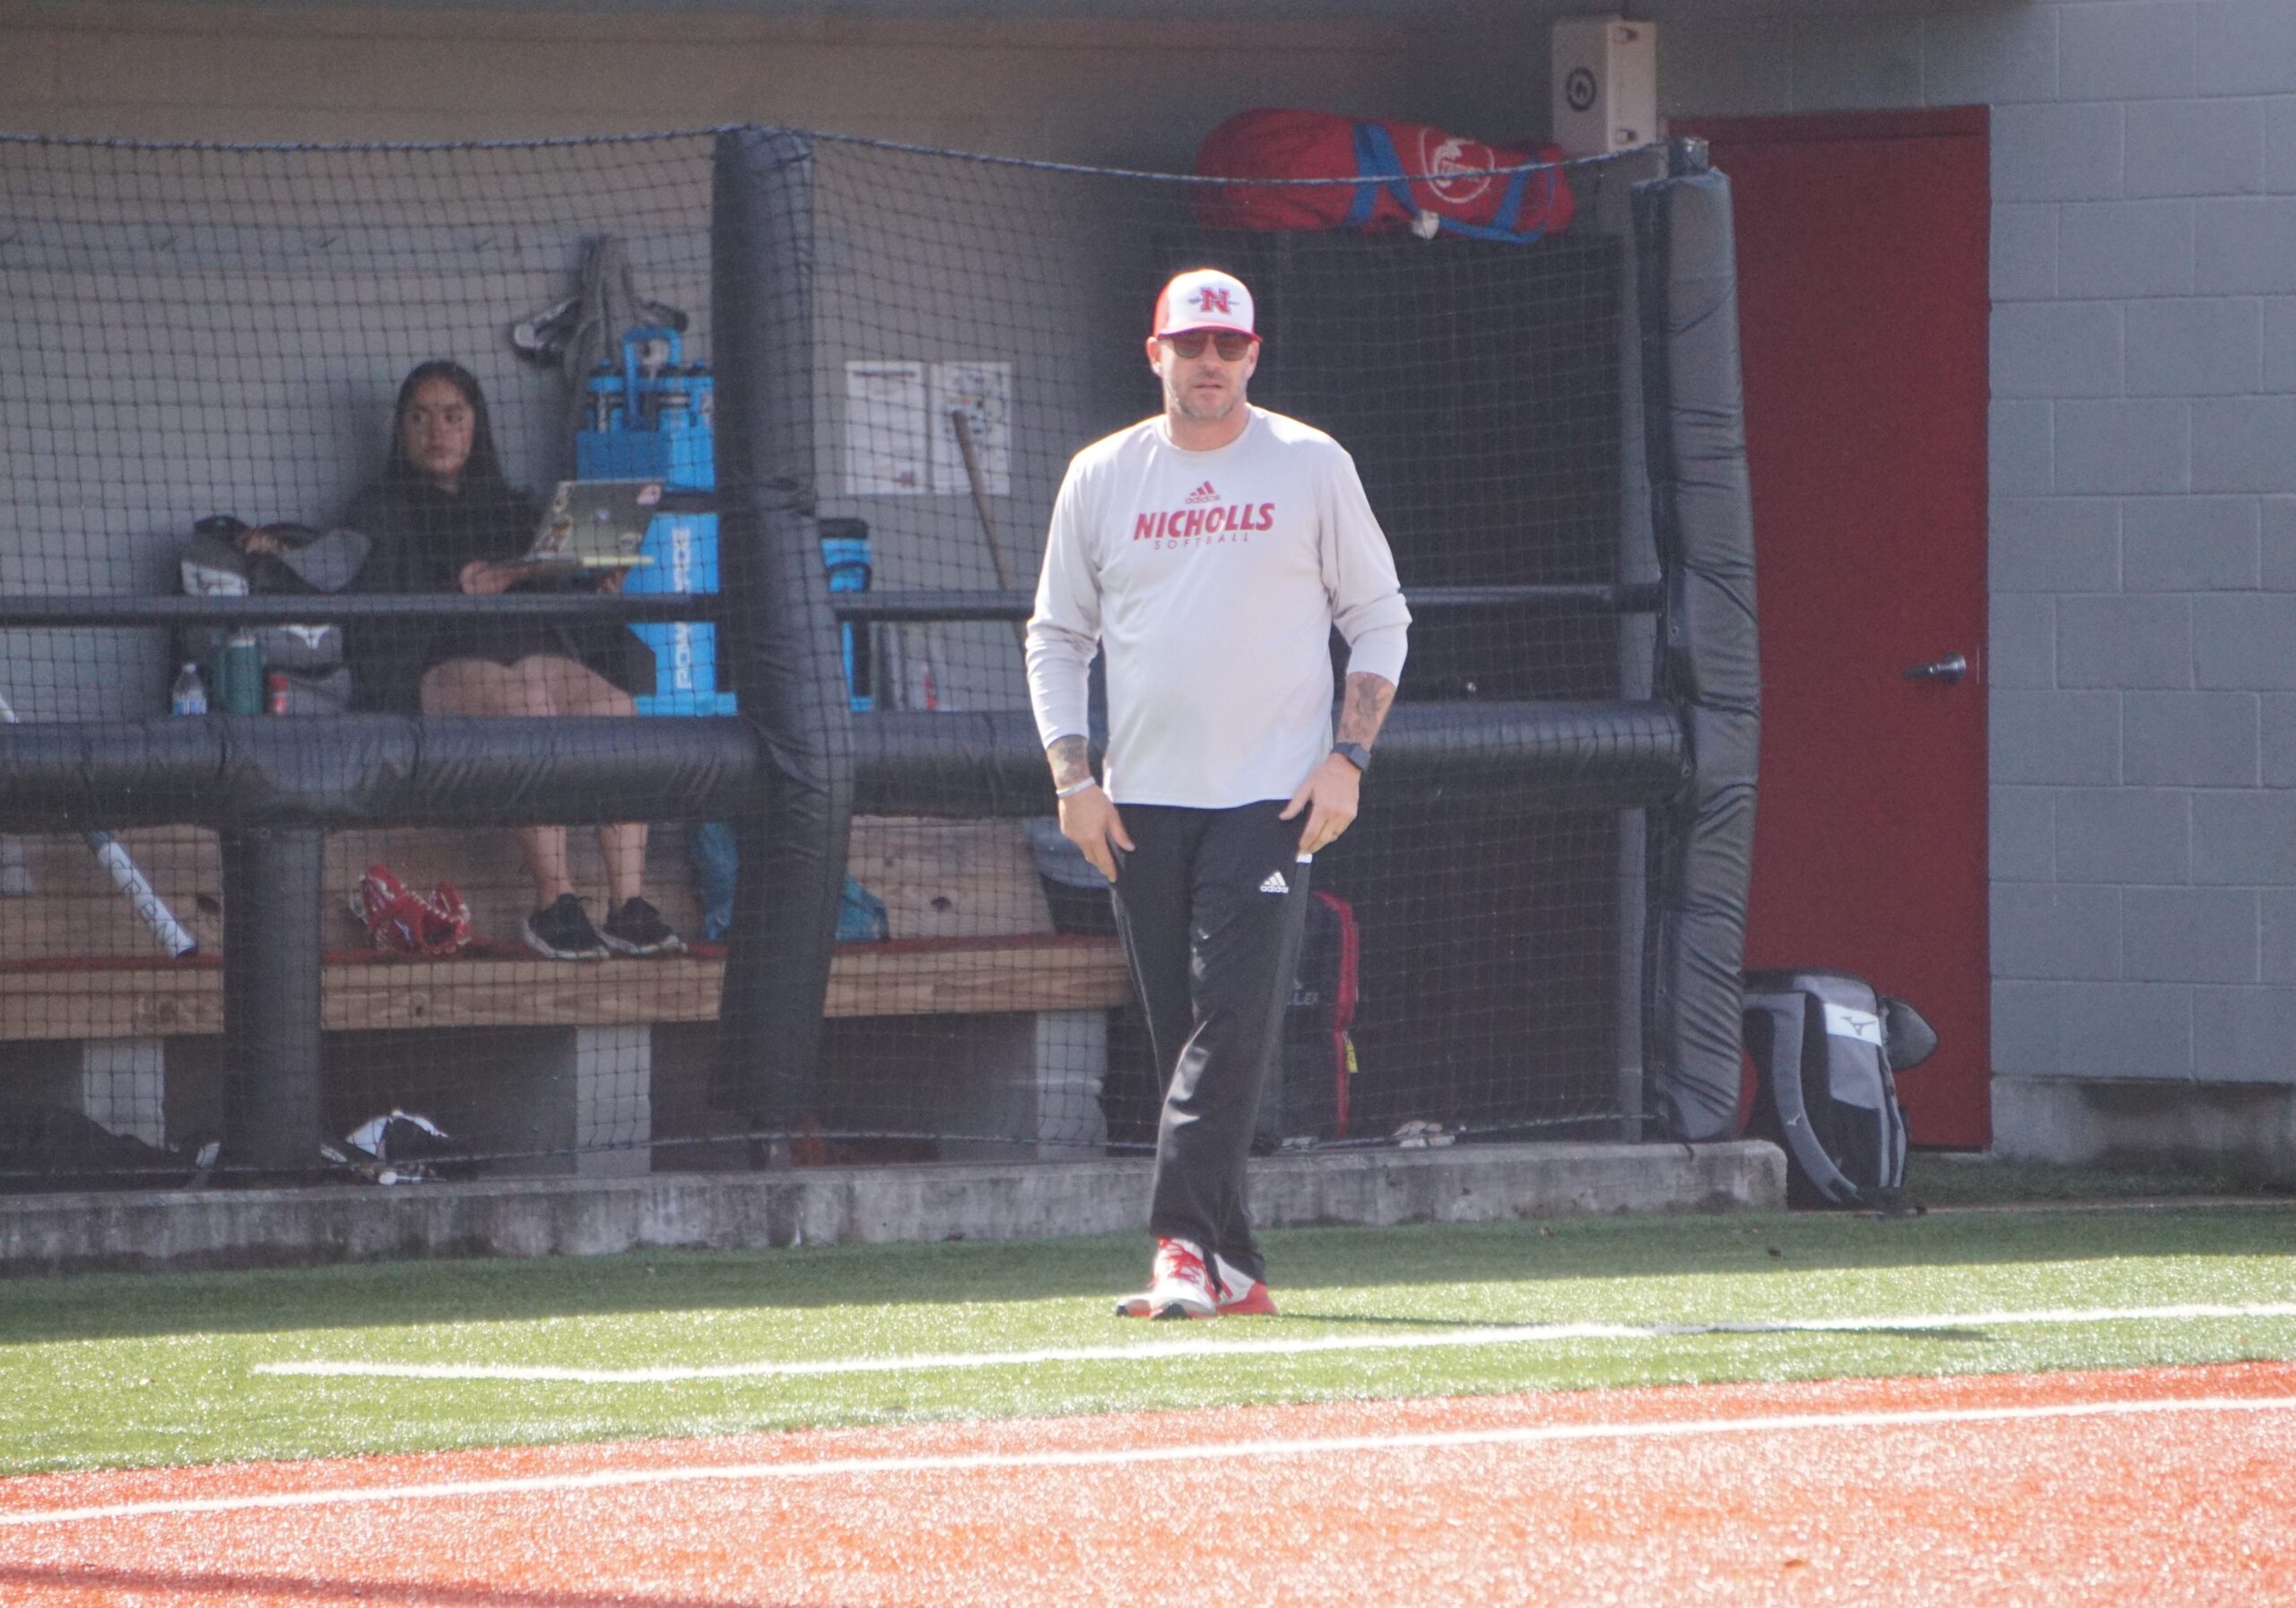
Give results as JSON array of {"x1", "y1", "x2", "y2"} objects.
[
  {"x1": 842, "y1": 360, "x2": 929, "y2": 494},
  {"x1": 932, "y1": 361, "x2": 1011, "y2": 497}
]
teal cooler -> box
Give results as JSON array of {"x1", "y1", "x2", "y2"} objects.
[{"x1": 819, "y1": 518, "x2": 873, "y2": 713}]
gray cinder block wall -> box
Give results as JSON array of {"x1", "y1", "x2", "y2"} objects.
[{"x1": 1644, "y1": 0, "x2": 2296, "y2": 1177}]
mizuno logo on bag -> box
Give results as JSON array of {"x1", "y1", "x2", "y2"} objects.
[{"x1": 1259, "y1": 871, "x2": 1289, "y2": 894}]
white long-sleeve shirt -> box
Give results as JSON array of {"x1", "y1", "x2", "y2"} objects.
[{"x1": 1026, "y1": 405, "x2": 1411, "y2": 808}]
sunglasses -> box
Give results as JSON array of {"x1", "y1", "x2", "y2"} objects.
[{"x1": 1161, "y1": 329, "x2": 1257, "y2": 361}]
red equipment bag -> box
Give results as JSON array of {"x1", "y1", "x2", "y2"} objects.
[
  {"x1": 1258, "y1": 890, "x2": 1363, "y2": 1149},
  {"x1": 1195, "y1": 109, "x2": 1574, "y2": 242}
]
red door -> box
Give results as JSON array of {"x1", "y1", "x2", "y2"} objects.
[{"x1": 1680, "y1": 109, "x2": 1993, "y2": 1146}]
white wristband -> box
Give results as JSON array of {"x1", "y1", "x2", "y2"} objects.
[{"x1": 1054, "y1": 778, "x2": 1099, "y2": 800}]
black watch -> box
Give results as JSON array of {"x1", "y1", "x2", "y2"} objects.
[{"x1": 1332, "y1": 741, "x2": 1371, "y2": 774}]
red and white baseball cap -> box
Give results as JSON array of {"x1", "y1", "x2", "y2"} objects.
[{"x1": 1152, "y1": 268, "x2": 1257, "y2": 340}]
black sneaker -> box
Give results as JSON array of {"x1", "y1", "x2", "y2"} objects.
[
  {"x1": 601, "y1": 896, "x2": 685, "y2": 957},
  {"x1": 524, "y1": 893, "x2": 608, "y2": 960}
]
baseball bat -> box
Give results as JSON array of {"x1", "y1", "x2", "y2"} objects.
[
  {"x1": 0, "y1": 694, "x2": 198, "y2": 958},
  {"x1": 949, "y1": 410, "x2": 1029, "y2": 650}
]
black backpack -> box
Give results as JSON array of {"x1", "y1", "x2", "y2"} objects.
[
  {"x1": 0, "y1": 1104, "x2": 218, "y2": 1191},
  {"x1": 179, "y1": 517, "x2": 363, "y2": 713},
  {"x1": 1740, "y1": 969, "x2": 1937, "y2": 1211}
]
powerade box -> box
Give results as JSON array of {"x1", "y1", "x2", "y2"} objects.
[
  {"x1": 625, "y1": 513, "x2": 735, "y2": 717},
  {"x1": 578, "y1": 327, "x2": 732, "y2": 715}
]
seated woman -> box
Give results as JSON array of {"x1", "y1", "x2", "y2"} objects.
[{"x1": 342, "y1": 359, "x2": 683, "y2": 961}]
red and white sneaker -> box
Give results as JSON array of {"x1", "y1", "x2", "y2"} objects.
[
  {"x1": 1113, "y1": 1237, "x2": 1219, "y2": 1320},
  {"x1": 1116, "y1": 1245, "x2": 1277, "y2": 1318},
  {"x1": 1212, "y1": 1252, "x2": 1278, "y2": 1317}
]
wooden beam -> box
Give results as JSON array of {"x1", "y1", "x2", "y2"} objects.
[
  {"x1": 0, "y1": 967, "x2": 222, "y2": 1040},
  {"x1": 0, "y1": 940, "x2": 1132, "y2": 1041},
  {"x1": 823, "y1": 941, "x2": 1133, "y2": 1018},
  {"x1": 326, "y1": 957, "x2": 726, "y2": 1031}
]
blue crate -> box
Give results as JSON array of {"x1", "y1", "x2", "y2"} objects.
[
  {"x1": 576, "y1": 421, "x2": 713, "y2": 489},
  {"x1": 577, "y1": 328, "x2": 715, "y2": 490}
]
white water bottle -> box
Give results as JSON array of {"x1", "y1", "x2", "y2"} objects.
[{"x1": 170, "y1": 661, "x2": 208, "y2": 715}]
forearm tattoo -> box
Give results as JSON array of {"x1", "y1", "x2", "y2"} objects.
[
  {"x1": 1337, "y1": 673, "x2": 1397, "y2": 749},
  {"x1": 1047, "y1": 734, "x2": 1093, "y2": 790}
]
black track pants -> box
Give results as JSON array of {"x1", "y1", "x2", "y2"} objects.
[{"x1": 1110, "y1": 800, "x2": 1312, "y2": 1287}]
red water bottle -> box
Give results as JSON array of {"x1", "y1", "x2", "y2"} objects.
[{"x1": 265, "y1": 672, "x2": 290, "y2": 716}]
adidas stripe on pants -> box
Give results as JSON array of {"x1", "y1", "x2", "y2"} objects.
[{"x1": 1110, "y1": 800, "x2": 1313, "y2": 1288}]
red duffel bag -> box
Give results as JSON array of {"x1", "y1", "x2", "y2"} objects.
[{"x1": 1194, "y1": 108, "x2": 1574, "y2": 242}]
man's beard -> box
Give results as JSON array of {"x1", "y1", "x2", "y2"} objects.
[{"x1": 1169, "y1": 378, "x2": 1243, "y2": 423}]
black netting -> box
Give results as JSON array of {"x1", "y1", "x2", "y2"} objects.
[{"x1": 0, "y1": 127, "x2": 1685, "y2": 1186}]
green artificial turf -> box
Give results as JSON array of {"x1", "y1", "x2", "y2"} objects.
[{"x1": 2, "y1": 1203, "x2": 2292, "y2": 1477}]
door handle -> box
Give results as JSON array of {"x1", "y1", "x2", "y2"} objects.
[{"x1": 1902, "y1": 652, "x2": 1969, "y2": 684}]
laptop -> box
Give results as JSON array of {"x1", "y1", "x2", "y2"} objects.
[{"x1": 522, "y1": 480, "x2": 661, "y2": 570}]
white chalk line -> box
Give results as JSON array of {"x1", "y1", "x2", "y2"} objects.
[
  {"x1": 6, "y1": 1393, "x2": 2295, "y2": 1530},
  {"x1": 252, "y1": 1301, "x2": 2296, "y2": 1386}
]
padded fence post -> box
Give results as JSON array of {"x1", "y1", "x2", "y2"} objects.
[
  {"x1": 1635, "y1": 139, "x2": 1761, "y2": 1142},
  {"x1": 1597, "y1": 145, "x2": 1671, "y2": 1143},
  {"x1": 710, "y1": 126, "x2": 856, "y2": 1139},
  {"x1": 222, "y1": 824, "x2": 324, "y2": 1173}
]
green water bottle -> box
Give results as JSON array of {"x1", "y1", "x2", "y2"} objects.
[{"x1": 216, "y1": 632, "x2": 264, "y2": 715}]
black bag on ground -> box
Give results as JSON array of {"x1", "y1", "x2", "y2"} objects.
[
  {"x1": 1740, "y1": 969, "x2": 1937, "y2": 1210},
  {"x1": 1257, "y1": 891, "x2": 1361, "y2": 1150},
  {"x1": 0, "y1": 1104, "x2": 216, "y2": 1192},
  {"x1": 339, "y1": 1109, "x2": 480, "y2": 1183}
]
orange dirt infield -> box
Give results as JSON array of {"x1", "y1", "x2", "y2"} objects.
[{"x1": 4, "y1": 1361, "x2": 2294, "y2": 1605}]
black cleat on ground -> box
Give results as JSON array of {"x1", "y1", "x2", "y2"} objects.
[
  {"x1": 601, "y1": 895, "x2": 686, "y2": 957},
  {"x1": 524, "y1": 893, "x2": 609, "y2": 960}
]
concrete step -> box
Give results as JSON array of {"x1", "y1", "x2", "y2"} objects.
[{"x1": 0, "y1": 1141, "x2": 1785, "y2": 1275}]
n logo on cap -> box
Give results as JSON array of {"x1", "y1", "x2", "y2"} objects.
[{"x1": 1194, "y1": 286, "x2": 1233, "y2": 315}]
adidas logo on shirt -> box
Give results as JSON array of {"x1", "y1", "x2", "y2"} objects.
[
  {"x1": 1185, "y1": 481, "x2": 1220, "y2": 505},
  {"x1": 1258, "y1": 870, "x2": 1289, "y2": 895}
]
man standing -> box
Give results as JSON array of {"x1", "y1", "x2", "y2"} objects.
[{"x1": 1026, "y1": 268, "x2": 1410, "y2": 1319}]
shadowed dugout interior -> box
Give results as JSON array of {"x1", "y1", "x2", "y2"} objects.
[{"x1": 0, "y1": 127, "x2": 1753, "y2": 1184}]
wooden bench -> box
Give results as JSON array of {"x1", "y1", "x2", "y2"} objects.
[{"x1": 0, "y1": 819, "x2": 1131, "y2": 1172}]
